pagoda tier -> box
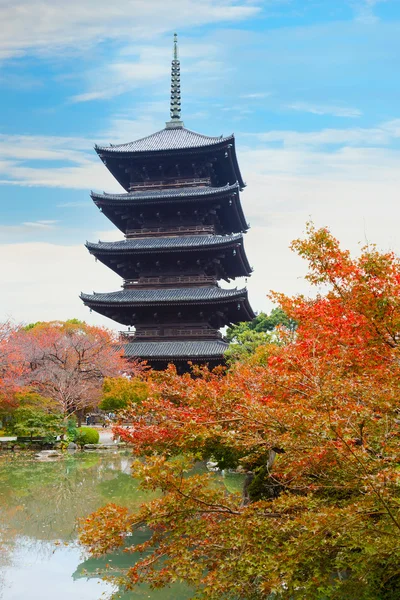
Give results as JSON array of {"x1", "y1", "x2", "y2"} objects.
[
  {"x1": 91, "y1": 183, "x2": 248, "y2": 236},
  {"x1": 80, "y1": 286, "x2": 254, "y2": 329},
  {"x1": 85, "y1": 233, "x2": 252, "y2": 282},
  {"x1": 81, "y1": 34, "x2": 255, "y2": 369},
  {"x1": 124, "y1": 340, "x2": 229, "y2": 371},
  {"x1": 95, "y1": 127, "x2": 245, "y2": 192}
]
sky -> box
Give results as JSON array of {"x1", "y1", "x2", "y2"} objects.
[{"x1": 1, "y1": 0, "x2": 400, "y2": 329}]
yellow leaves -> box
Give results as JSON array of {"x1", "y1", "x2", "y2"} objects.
[{"x1": 79, "y1": 503, "x2": 134, "y2": 557}]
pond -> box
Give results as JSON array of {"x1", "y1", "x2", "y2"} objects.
[{"x1": 0, "y1": 451, "x2": 197, "y2": 600}]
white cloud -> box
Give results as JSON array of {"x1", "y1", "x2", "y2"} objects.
[
  {"x1": 354, "y1": 0, "x2": 388, "y2": 23},
  {"x1": 21, "y1": 220, "x2": 58, "y2": 229},
  {"x1": 0, "y1": 220, "x2": 59, "y2": 241},
  {"x1": 0, "y1": 1, "x2": 260, "y2": 59},
  {"x1": 71, "y1": 37, "x2": 230, "y2": 103},
  {"x1": 70, "y1": 60, "x2": 168, "y2": 103},
  {"x1": 241, "y1": 92, "x2": 272, "y2": 99},
  {"x1": 94, "y1": 230, "x2": 124, "y2": 242},
  {"x1": 287, "y1": 102, "x2": 362, "y2": 118},
  {"x1": 0, "y1": 133, "x2": 121, "y2": 191},
  {"x1": 57, "y1": 202, "x2": 88, "y2": 208},
  {"x1": 246, "y1": 118, "x2": 400, "y2": 147},
  {"x1": 0, "y1": 242, "x2": 121, "y2": 328}
]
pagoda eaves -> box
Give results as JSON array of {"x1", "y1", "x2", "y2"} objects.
[
  {"x1": 85, "y1": 233, "x2": 252, "y2": 281},
  {"x1": 91, "y1": 183, "x2": 249, "y2": 236},
  {"x1": 95, "y1": 126, "x2": 245, "y2": 192}
]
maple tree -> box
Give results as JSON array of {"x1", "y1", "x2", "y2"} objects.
[
  {"x1": 11, "y1": 320, "x2": 139, "y2": 422},
  {"x1": 80, "y1": 225, "x2": 400, "y2": 600},
  {"x1": 0, "y1": 320, "x2": 23, "y2": 412}
]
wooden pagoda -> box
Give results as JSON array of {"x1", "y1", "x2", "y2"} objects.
[{"x1": 81, "y1": 34, "x2": 255, "y2": 370}]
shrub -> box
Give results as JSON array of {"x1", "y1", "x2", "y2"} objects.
[
  {"x1": 66, "y1": 417, "x2": 78, "y2": 442},
  {"x1": 9, "y1": 407, "x2": 65, "y2": 442},
  {"x1": 75, "y1": 427, "x2": 99, "y2": 446}
]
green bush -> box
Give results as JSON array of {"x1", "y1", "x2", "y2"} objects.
[
  {"x1": 66, "y1": 417, "x2": 78, "y2": 442},
  {"x1": 9, "y1": 407, "x2": 65, "y2": 442},
  {"x1": 75, "y1": 427, "x2": 99, "y2": 446}
]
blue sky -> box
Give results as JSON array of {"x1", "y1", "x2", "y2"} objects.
[{"x1": 1, "y1": 0, "x2": 400, "y2": 327}]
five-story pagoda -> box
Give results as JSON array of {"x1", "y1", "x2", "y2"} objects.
[{"x1": 81, "y1": 34, "x2": 255, "y2": 370}]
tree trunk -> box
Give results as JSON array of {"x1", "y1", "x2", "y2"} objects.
[{"x1": 77, "y1": 409, "x2": 83, "y2": 428}]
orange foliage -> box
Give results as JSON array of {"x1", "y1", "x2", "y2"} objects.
[{"x1": 81, "y1": 225, "x2": 400, "y2": 600}]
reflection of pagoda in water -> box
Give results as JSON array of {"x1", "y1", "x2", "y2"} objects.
[{"x1": 81, "y1": 34, "x2": 255, "y2": 370}]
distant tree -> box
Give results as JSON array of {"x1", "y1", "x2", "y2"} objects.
[
  {"x1": 8, "y1": 407, "x2": 65, "y2": 441},
  {"x1": 99, "y1": 377, "x2": 148, "y2": 413},
  {"x1": 22, "y1": 318, "x2": 86, "y2": 331},
  {"x1": 13, "y1": 321, "x2": 139, "y2": 424},
  {"x1": 224, "y1": 329, "x2": 275, "y2": 362},
  {"x1": 225, "y1": 308, "x2": 297, "y2": 362},
  {"x1": 226, "y1": 308, "x2": 296, "y2": 343}
]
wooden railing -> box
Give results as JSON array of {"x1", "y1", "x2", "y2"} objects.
[
  {"x1": 132, "y1": 329, "x2": 223, "y2": 339},
  {"x1": 126, "y1": 225, "x2": 215, "y2": 238},
  {"x1": 124, "y1": 275, "x2": 217, "y2": 288},
  {"x1": 129, "y1": 177, "x2": 211, "y2": 192}
]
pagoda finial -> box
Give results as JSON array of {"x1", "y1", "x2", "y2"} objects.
[{"x1": 166, "y1": 33, "x2": 184, "y2": 129}]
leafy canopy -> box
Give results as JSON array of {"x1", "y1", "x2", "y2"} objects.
[
  {"x1": 99, "y1": 377, "x2": 148, "y2": 412},
  {"x1": 80, "y1": 224, "x2": 400, "y2": 600},
  {"x1": 225, "y1": 308, "x2": 297, "y2": 362},
  {"x1": 226, "y1": 307, "x2": 296, "y2": 342}
]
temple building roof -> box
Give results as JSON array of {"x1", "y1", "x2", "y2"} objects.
[
  {"x1": 124, "y1": 339, "x2": 228, "y2": 359},
  {"x1": 91, "y1": 183, "x2": 239, "y2": 203},
  {"x1": 92, "y1": 182, "x2": 248, "y2": 236},
  {"x1": 81, "y1": 286, "x2": 249, "y2": 306},
  {"x1": 95, "y1": 127, "x2": 234, "y2": 155},
  {"x1": 86, "y1": 233, "x2": 243, "y2": 253}
]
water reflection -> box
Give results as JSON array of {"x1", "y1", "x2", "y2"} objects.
[{"x1": 0, "y1": 452, "x2": 191, "y2": 600}]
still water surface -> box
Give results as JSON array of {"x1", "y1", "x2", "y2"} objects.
[{"x1": 0, "y1": 452, "x2": 193, "y2": 600}]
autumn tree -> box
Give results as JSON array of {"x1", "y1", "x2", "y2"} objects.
[
  {"x1": 0, "y1": 320, "x2": 23, "y2": 413},
  {"x1": 81, "y1": 225, "x2": 400, "y2": 600},
  {"x1": 99, "y1": 377, "x2": 148, "y2": 413},
  {"x1": 13, "y1": 320, "x2": 138, "y2": 423}
]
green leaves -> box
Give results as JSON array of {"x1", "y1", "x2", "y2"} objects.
[{"x1": 9, "y1": 406, "x2": 65, "y2": 440}]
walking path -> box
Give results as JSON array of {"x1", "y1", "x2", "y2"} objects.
[{"x1": 97, "y1": 428, "x2": 115, "y2": 444}]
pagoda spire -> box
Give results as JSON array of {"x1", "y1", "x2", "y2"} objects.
[{"x1": 166, "y1": 33, "x2": 184, "y2": 129}]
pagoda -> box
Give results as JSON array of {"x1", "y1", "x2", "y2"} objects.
[{"x1": 81, "y1": 34, "x2": 255, "y2": 370}]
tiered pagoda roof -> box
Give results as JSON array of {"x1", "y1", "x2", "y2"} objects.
[
  {"x1": 81, "y1": 33, "x2": 255, "y2": 370},
  {"x1": 124, "y1": 340, "x2": 229, "y2": 361},
  {"x1": 95, "y1": 127, "x2": 235, "y2": 153},
  {"x1": 86, "y1": 234, "x2": 251, "y2": 281},
  {"x1": 91, "y1": 183, "x2": 241, "y2": 203},
  {"x1": 91, "y1": 183, "x2": 248, "y2": 235},
  {"x1": 95, "y1": 128, "x2": 245, "y2": 192}
]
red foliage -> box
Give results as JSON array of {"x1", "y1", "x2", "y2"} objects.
[
  {"x1": 7, "y1": 320, "x2": 143, "y2": 415},
  {"x1": 81, "y1": 225, "x2": 400, "y2": 599},
  {"x1": 0, "y1": 320, "x2": 23, "y2": 411}
]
